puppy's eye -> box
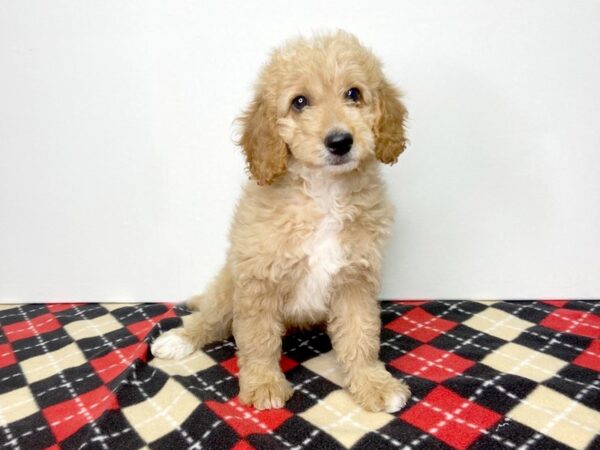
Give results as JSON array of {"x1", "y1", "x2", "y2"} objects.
[
  {"x1": 345, "y1": 87, "x2": 361, "y2": 103},
  {"x1": 291, "y1": 95, "x2": 309, "y2": 112}
]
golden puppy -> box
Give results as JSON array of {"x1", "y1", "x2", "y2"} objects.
[{"x1": 151, "y1": 31, "x2": 411, "y2": 412}]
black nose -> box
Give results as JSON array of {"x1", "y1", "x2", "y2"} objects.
[{"x1": 325, "y1": 132, "x2": 353, "y2": 156}]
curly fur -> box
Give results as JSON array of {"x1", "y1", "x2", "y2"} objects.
[{"x1": 152, "y1": 31, "x2": 410, "y2": 412}]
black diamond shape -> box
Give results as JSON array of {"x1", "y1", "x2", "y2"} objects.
[
  {"x1": 4, "y1": 411, "x2": 55, "y2": 450},
  {"x1": 421, "y1": 300, "x2": 489, "y2": 323},
  {"x1": 111, "y1": 304, "x2": 169, "y2": 326},
  {"x1": 0, "y1": 363, "x2": 26, "y2": 394},
  {"x1": 543, "y1": 363, "x2": 600, "y2": 411},
  {"x1": 150, "y1": 404, "x2": 239, "y2": 450},
  {"x1": 514, "y1": 325, "x2": 592, "y2": 362},
  {"x1": 380, "y1": 302, "x2": 419, "y2": 326},
  {"x1": 176, "y1": 364, "x2": 239, "y2": 403},
  {"x1": 282, "y1": 331, "x2": 332, "y2": 364},
  {"x1": 470, "y1": 417, "x2": 572, "y2": 450},
  {"x1": 115, "y1": 363, "x2": 169, "y2": 408},
  {"x1": 563, "y1": 300, "x2": 600, "y2": 313},
  {"x1": 253, "y1": 415, "x2": 344, "y2": 450},
  {"x1": 428, "y1": 324, "x2": 507, "y2": 362},
  {"x1": 442, "y1": 363, "x2": 538, "y2": 415},
  {"x1": 30, "y1": 363, "x2": 104, "y2": 408},
  {"x1": 492, "y1": 301, "x2": 553, "y2": 324},
  {"x1": 380, "y1": 329, "x2": 422, "y2": 363},
  {"x1": 76, "y1": 327, "x2": 138, "y2": 360},
  {"x1": 14, "y1": 328, "x2": 73, "y2": 362},
  {"x1": 55, "y1": 304, "x2": 109, "y2": 326},
  {"x1": 202, "y1": 338, "x2": 237, "y2": 363},
  {"x1": 375, "y1": 417, "x2": 453, "y2": 449},
  {"x1": 0, "y1": 304, "x2": 49, "y2": 327},
  {"x1": 285, "y1": 366, "x2": 341, "y2": 414},
  {"x1": 61, "y1": 408, "x2": 146, "y2": 450}
]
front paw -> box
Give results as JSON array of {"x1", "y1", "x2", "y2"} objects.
[
  {"x1": 238, "y1": 371, "x2": 293, "y2": 410},
  {"x1": 348, "y1": 364, "x2": 411, "y2": 413}
]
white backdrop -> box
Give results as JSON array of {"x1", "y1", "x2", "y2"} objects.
[{"x1": 1, "y1": 1, "x2": 599, "y2": 302}]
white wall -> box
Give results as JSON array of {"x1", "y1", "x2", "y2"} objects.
[{"x1": 1, "y1": 1, "x2": 599, "y2": 302}]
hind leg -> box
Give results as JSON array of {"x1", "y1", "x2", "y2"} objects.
[{"x1": 151, "y1": 266, "x2": 233, "y2": 360}]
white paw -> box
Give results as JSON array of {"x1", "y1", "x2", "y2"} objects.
[
  {"x1": 151, "y1": 330, "x2": 195, "y2": 360},
  {"x1": 384, "y1": 389, "x2": 409, "y2": 413}
]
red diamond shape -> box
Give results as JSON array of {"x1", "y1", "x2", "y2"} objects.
[
  {"x1": 232, "y1": 441, "x2": 255, "y2": 450},
  {"x1": 43, "y1": 386, "x2": 117, "y2": 442},
  {"x1": 385, "y1": 307, "x2": 458, "y2": 342},
  {"x1": 220, "y1": 357, "x2": 240, "y2": 375},
  {"x1": 46, "y1": 303, "x2": 84, "y2": 313},
  {"x1": 390, "y1": 344, "x2": 475, "y2": 382},
  {"x1": 392, "y1": 300, "x2": 429, "y2": 306},
  {"x1": 279, "y1": 355, "x2": 299, "y2": 372},
  {"x1": 5, "y1": 313, "x2": 61, "y2": 342},
  {"x1": 127, "y1": 309, "x2": 177, "y2": 340},
  {"x1": 540, "y1": 300, "x2": 568, "y2": 308},
  {"x1": 573, "y1": 340, "x2": 600, "y2": 371},
  {"x1": 541, "y1": 308, "x2": 600, "y2": 338},
  {"x1": 206, "y1": 398, "x2": 292, "y2": 437},
  {"x1": 0, "y1": 343, "x2": 16, "y2": 369},
  {"x1": 90, "y1": 343, "x2": 146, "y2": 383},
  {"x1": 221, "y1": 356, "x2": 298, "y2": 376},
  {"x1": 401, "y1": 386, "x2": 501, "y2": 449}
]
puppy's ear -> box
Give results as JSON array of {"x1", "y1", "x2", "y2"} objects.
[
  {"x1": 238, "y1": 95, "x2": 288, "y2": 185},
  {"x1": 374, "y1": 79, "x2": 408, "y2": 164}
]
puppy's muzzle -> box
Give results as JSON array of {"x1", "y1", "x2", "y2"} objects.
[{"x1": 325, "y1": 132, "x2": 353, "y2": 156}]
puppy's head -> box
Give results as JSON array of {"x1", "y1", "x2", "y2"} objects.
[{"x1": 239, "y1": 31, "x2": 408, "y2": 185}]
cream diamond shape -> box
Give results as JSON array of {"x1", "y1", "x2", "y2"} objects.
[
  {"x1": 64, "y1": 314, "x2": 123, "y2": 339},
  {"x1": 508, "y1": 385, "x2": 600, "y2": 449},
  {"x1": 481, "y1": 342, "x2": 567, "y2": 382},
  {"x1": 0, "y1": 386, "x2": 38, "y2": 423},
  {"x1": 302, "y1": 351, "x2": 345, "y2": 387},
  {"x1": 122, "y1": 378, "x2": 201, "y2": 442},
  {"x1": 149, "y1": 350, "x2": 216, "y2": 376},
  {"x1": 102, "y1": 303, "x2": 137, "y2": 311},
  {"x1": 0, "y1": 304, "x2": 18, "y2": 311},
  {"x1": 463, "y1": 307, "x2": 534, "y2": 341},
  {"x1": 21, "y1": 342, "x2": 87, "y2": 383},
  {"x1": 300, "y1": 390, "x2": 394, "y2": 447}
]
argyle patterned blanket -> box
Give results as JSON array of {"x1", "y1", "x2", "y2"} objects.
[{"x1": 0, "y1": 300, "x2": 598, "y2": 450}]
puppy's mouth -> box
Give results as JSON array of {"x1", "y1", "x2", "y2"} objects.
[
  {"x1": 328, "y1": 154, "x2": 352, "y2": 166},
  {"x1": 325, "y1": 152, "x2": 359, "y2": 172}
]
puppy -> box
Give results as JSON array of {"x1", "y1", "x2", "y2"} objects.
[{"x1": 151, "y1": 31, "x2": 411, "y2": 412}]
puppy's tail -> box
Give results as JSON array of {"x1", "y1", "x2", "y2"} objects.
[{"x1": 151, "y1": 266, "x2": 234, "y2": 360}]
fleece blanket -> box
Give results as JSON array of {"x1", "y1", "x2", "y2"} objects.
[{"x1": 0, "y1": 300, "x2": 598, "y2": 450}]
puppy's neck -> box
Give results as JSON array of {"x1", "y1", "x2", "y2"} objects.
[{"x1": 285, "y1": 157, "x2": 379, "y2": 202}]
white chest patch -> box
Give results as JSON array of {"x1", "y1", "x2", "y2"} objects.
[{"x1": 287, "y1": 174, "x2": 350, "y2": 319}]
